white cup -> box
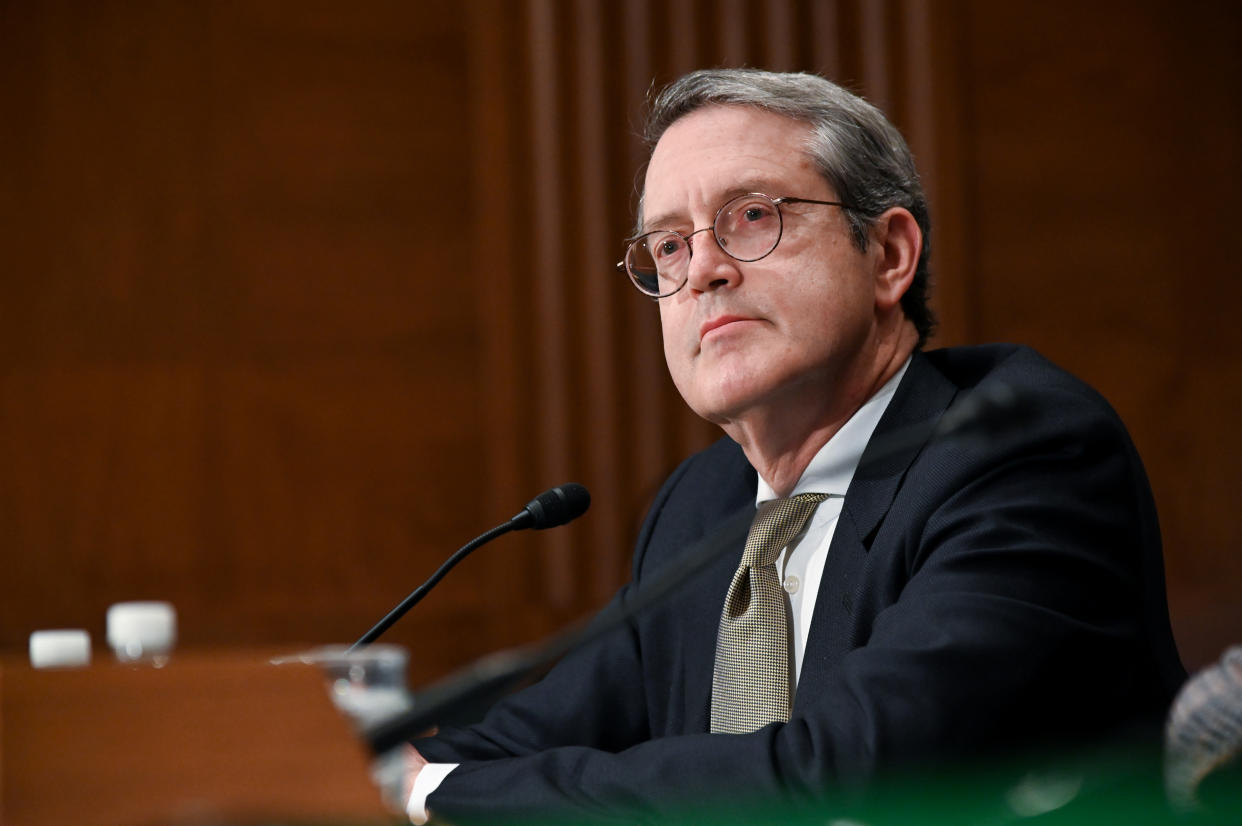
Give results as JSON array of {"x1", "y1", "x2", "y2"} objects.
[{"x1": 29, "y1": 629, "x2": 92, "y2": 668}]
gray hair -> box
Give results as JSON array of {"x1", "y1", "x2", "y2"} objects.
[{"x1": 640, "y1": 68, "x2": 935, "y2": 346}]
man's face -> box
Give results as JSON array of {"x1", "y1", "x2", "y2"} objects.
[{"x1": 644, "y1": 105, "x2": 881, "y2": 427}]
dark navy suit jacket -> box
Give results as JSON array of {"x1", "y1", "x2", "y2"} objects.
[{"x1": 416, "y1": 344, "x2": 1185, "y2": 823}]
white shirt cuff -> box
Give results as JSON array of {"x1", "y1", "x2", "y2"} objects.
[{"x1": 406, "y1": 762, "x2": 459, "y2": 824}]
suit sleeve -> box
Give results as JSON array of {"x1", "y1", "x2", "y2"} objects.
[{"x1": 422, "y1": 378, "x2": 1175, "y2": 823}]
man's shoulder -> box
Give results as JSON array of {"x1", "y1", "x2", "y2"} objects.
[
  {"x1": 919, "y1": 342, "x2": 1121, "y2": 421},
  {"x1": 631, "y1": 437, "x2": 755, "y2": 575},
  {"x1": 902, "y1": 343, "x2": 1150, "y2": 510},
  {"x1": 923, "y1": 342, "x2": 1079, "y2": 387}
]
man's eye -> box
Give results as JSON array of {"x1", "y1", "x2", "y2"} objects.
[
  {"x1": 654, "y1": 237, "x2": 684, "y2": 259},
  {"x1": 743, "y1": 205, "x2": 773, "y2": 222}
]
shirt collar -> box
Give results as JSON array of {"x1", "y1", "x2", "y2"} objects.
[{"x1": 755, "y1": 356, "x2": 911, "y2": 505}]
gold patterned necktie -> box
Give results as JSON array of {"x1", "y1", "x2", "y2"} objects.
[{"x1": 710, "y1": 492, "x2": 828, "y2": 734}]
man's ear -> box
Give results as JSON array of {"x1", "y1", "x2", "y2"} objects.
[{"x1": 871, "y1": 207, "x2": 921, "y2": 311}]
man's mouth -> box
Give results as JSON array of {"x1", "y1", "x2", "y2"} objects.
[{"x1": 699, "y1": 315, "x2": 758, "y2": 342}]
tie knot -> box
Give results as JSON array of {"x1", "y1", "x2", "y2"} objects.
[{"x1": 742, "y1": 492, "x2": 829, "y2": 568}]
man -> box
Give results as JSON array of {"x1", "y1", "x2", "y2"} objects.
[{"x1": 403, "y1": 68, "x2": 1185, "y2": 823}]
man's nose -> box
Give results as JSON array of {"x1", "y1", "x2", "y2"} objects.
[{"x1": 684, "y1": 227, "x2": 741, "y2": 293}]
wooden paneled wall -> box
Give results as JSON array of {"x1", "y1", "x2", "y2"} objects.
[
  {"x1": 0, "y1": 1, "x2": 510, "y2": 671},
  {"x1": 1, "y1": 0, "x2": 1238, "y2": 682},
  {"x1": 960, "y1": 1, "x2": 1242, "y2": 668}
]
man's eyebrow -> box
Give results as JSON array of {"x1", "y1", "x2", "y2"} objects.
[
  {"x1": 640, "y1": 183, "x2": 781, "y2": 233},
  {"x1": 640, "y1": 208, "x2": 684, "y2": 234}
]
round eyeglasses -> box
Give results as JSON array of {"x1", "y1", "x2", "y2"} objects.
[{"x1": 617, "y1": 192, "x2": 849, "y2": 298}]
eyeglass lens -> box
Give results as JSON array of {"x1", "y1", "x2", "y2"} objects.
[{"x1": 625, "y1": 193, "x2": 785, "y2": 297}]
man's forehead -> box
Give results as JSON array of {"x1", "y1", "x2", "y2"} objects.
[{"x1": 639, "y1": 106, "x2": 822, "y2": 229}]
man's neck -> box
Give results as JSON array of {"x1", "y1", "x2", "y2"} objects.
[{"x1": 723, "y1": 330, "x2": 917, "y2": 497}]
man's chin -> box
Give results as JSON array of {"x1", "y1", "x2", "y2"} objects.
[{"x1": 684, "y1": 384, "x2": 777, "y2": 429}]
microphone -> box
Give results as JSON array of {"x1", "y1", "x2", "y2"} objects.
[
  {"x1": 362, "y1": 384, "x2": 1038, "y2": 752},
  {"x1": 348, "y1": 484, "x2": 590, "y2": 652},
  {"x1": 364, "y1": 505, "x2": 747, "y2": 754},
  {"x1": 510, "y1": 483, "x2": 592, "y2": 530}
]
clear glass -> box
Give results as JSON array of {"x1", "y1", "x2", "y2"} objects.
[
  {"x1": 272, "y1": 644, "x2": 414, "y2": 812},
  {"x1": 619, "y1": 193, "x2": 848, "y2": 297},
  {"x1": 272, "y1": 643, "x2": 412, "y2": 729},
  {"x1": 107, "y1": 601, "x2": 176, "y2": 667}
]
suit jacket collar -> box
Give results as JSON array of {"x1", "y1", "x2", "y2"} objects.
[{"x1": 841, "y1": 349, "x2": 960, "y2": 547}]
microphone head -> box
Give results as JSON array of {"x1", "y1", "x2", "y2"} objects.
[{"x1": 512, "y1": 483, "x2": 591, "y2": 530}]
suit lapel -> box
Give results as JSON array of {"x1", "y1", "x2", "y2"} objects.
[
  {"x1": 795, "y1": 352, "x2": 960, "y2": 705},
  {"x1": 843, "y1": 352, "x2": 960, "y2": 545}
]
